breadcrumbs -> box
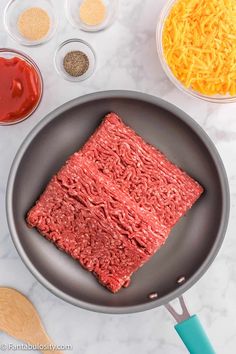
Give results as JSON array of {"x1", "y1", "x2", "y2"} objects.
[{"x1": 17, "y1": 7, "x2": 50, "y2": 41}]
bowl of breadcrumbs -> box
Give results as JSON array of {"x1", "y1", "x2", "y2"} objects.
[{"x1": 4, "y1": 0, "x2": 58, "y2": 46}]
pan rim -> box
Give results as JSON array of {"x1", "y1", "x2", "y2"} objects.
[{"x1": 6, "y1": 90, "x2": 230, "y2": 314}]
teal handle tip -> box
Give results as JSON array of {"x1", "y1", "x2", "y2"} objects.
[{"x1": 175, "y1": 315, "x2": 216, "y2": 354}]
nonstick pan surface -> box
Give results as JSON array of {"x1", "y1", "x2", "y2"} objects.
[{"x1": 6, "y1": 91, "x2": 229, "y2": 314}]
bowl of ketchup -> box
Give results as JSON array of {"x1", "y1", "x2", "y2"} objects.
[{"x1": 0, "y1": 49, "x2": 43, "y2": 125}]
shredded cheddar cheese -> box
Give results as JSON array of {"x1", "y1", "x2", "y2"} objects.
[{"x1": 162, "y1": 0, "x2": 236, "y2": 96}]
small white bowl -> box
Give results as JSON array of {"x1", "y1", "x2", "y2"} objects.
[
  {"x1": 4, "y1": 0, "x2": 58, "y2": 46},
  {"x1": 54, "y1": 39, "x2": 96, "y2": 82},
  {"x1": 66, "y1": 0, "x2": 119, "y2": 32}
]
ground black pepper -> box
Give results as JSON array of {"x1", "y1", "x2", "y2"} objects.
[{"x1": 63, "y1": 51, "x2": 89, "y2": 77}]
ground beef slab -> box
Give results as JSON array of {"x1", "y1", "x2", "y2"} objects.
[
  {"x1": 27, "y1": 156, "x2": 170, "y2": 293},
  {"x1": 81, "y1": 113, "x2": 204, "y2": 227},
  {"x1": 27, "y1": 112, "x2": 203, "y2": 293}
]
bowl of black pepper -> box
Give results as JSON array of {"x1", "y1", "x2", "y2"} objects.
[{"x1": 54, "y1": 38, "x2": 96, "y2": 81}]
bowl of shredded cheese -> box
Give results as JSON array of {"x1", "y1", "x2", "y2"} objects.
[{"x1": 157, "y1": 0, "x2": 236, "y2": 103}]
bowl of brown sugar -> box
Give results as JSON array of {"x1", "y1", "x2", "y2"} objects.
[
  {"x1": 66, "y1": 0, "x2": 119, "y2": 32},
  {"x1": 4, "y1": 0, "x2": 58, "y2": 46}
]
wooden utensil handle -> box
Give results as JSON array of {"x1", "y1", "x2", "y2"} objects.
[
  {"x1": 30, "y1": 331, "x2": 64, "y2": 354},
  {"x1": 0, "y1": 288, "x2": 64, "y2": 354}
]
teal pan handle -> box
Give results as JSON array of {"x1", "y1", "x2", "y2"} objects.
[
  {"x1": 175, "y1": 315, "x2": 216, "y2": 354},
  {"x1": 165, "y1": 296, "x2": 216, "y2": 354}
]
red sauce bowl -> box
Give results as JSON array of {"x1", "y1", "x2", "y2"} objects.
[{"x1": 0, "y1": 49, "x2": 43, "y2": 125}]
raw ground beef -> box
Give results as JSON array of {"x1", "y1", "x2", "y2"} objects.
[
  {"x1": 81, "y1": 113, "x2": 203, "y2": 227},
  {"x1": 27, "y1": 155, "x2": 170, "y2": 293},
  {"x1": 27, "y1": 112, "x2": 203, "y2": 293}
]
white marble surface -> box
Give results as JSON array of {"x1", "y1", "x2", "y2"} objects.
[{"x1": 0, "y1": 0, "x2": 236, "y2": 353}]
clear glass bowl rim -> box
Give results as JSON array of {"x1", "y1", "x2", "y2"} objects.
[
  {"x1": 65, "y1": 0, "x2": 119, "y2": 32},
  {"x1": 54, "y1": 38, "x2": 96, "y2": 82},
  {"x1": 156, "y1": 0, "x2": 236, "y2": 103},
  {"x1": 0, "y1": 48, "x2": 43, "y2": 126},
  {"x1": 3, "y1": 0, "x2": 58, "y2": 46}
]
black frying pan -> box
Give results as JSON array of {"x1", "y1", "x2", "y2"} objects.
[{"x1": 6, "y1": 91, "x2": 229, "y2": 353}]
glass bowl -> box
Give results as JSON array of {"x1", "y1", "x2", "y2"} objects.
[
  {"x1": 66, "y1": 0, "x2": 119, "y2": 32},
  {"x1": 4, "y1": 0, "x2": 58, "y2": 46},
  {"x1": 156, "y1": 0, "x2": 236, "y2": 103},
  {"x1": 54, "y1": 39, "x2": 96, "y2": 82},
  {"x1": 0, "y1": 49, "x2": 43, "y2": 125}
]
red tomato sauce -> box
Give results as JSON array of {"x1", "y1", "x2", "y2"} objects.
[{"x1": 0, "y1": 56, "x2": 42, "y2": 124}]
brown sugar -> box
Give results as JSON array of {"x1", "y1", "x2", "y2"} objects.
[{"x1": 79, "y1": 0, "x2": 106, "y2": 26}]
